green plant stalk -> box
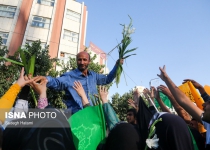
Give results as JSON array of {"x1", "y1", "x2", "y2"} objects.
[
  {"x1": 116, "y1": 16, "x2": 137, "y2": 87},
  {"x1": 89, "y1": 93, "x2": 96, "y2": 106},
  {"x1": 0, "y1": 57, "x2": 24, "y2": 66},
  {"x1": 144, "y1": 118, "x2": 162, "y2": 150},
  {"x1": 122, "y1": 69, "x2": 127, "y2": 86},
  {"x1": 30, "y1": 87, "x2": 37, "y2": 107},
  {"x1": 116, "y1": 64, "x2": 123, "y2": 87}
]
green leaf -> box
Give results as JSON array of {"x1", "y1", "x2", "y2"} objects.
[
  {"x1": 123, "y1": 48, "x2": 137, "y2": 56},
  {"x1": 0, "y1": 57, "x2": 24, "y2": 66},
  {"x1": 19, "y1": 48, "x2": 28, "y2": 74},
  {"x1": 123, "y1": 54, "x2": 136, "y2": 59},
  {"x1": 30, "y1": 87, "x2": 37, "y2": 107},
  {"x1": 28, "y1": 55, "x2": 36, "y2": 76}
]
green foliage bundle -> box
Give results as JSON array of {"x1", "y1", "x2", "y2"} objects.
[
  {"x1": 0, "y1": 37, "x2": 21, "y2": 97},
  {"x1": 116, "y1": 16, "x2": 137, "y2": 87}
]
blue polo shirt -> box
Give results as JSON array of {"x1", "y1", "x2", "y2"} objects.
[{"x1": 46, "y1": 65, "x2": 117, "y2": 114}]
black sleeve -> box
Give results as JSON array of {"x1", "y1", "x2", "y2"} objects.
[
  {"x1": 149, "y1": 106, "x2": 157, "y2": 115},
  {"x1": 201, "y1": 92, "x2": 210, "y2": 102}
]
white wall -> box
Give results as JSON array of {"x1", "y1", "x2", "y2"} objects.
[
  {"x1": 57, "y1": 0, "x2": 83, "y2": 59},
  {"x1": 33, "y1": 3, "x2": 53, "y2": 18},
  {"x1": 0, "y1": 0, "x2": 22, "y2": 47},
  {"x1": 22, "y1": 0, "x2": 57, "y2": 47},
  {"x1": 0, "y1": 0, "x2": 19, "y2": 6}
]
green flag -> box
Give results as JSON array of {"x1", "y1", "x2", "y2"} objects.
[
  {"x1": 154, "y1": 92, "x2": 173, "y2": 109},
  {"x1": 68, "y1": 104, "x2": 106, "y2": 150}
]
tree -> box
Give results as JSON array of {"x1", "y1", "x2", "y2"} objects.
[
  {"x1": 110, "y1": 90, "x2": 133, "y2": 121},
  {"x1": 0, "y1": 37, "x2": 21, "y2": 97}
]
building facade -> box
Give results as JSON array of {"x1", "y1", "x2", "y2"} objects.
[
  {"x1": 87, "y1": 42, "x2": 109, "y2": 74},
  {"x1": 0, "y1": 0, "x2": 87, "y2": 61}
]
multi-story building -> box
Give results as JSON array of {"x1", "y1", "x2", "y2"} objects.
[
  {"x1": 0, "y1": 0, "x2": 87, "y2": 62},
  {"x1": 87, "y1": 42, "x2": 109, "y2": 74}
]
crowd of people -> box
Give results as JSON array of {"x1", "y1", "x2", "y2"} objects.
[{"x1": 0, "y1": 51, "x2": 209, "y2": 150}]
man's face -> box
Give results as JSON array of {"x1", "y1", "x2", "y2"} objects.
[
  {"x1": 202, "y1": 101, "x2": 210, "y2": 123},
  {"x1": 77, "y1": 52, "x2": 90, "y2": 71},
  {"x1": 126, "y1": 112, "x2": 136, "y2": 124}
]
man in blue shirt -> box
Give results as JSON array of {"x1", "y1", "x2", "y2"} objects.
[{"x1": 35, "y1": 51, "x2": 123, "y2": 113}]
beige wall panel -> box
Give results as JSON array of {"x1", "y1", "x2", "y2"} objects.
[
  {"x1": 0, "y1": 18, "x2": 13, "y2": 31},
  {"x1": 32, "y1": 3, "x2": 53, "y2": 18},
  {"x1": 0, "y1": 0, "x2": 19, "y2": 6},
  {"x1": 63, "y1": 19, "x2": 80, "y2": 33},
  {"x1": 67, "y1": 0, "x2": 81, "y2": 13}
]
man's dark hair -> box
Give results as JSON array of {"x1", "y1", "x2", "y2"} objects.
[{"x1": 127, "y1": 108, "x2": 137, "y2": 118}]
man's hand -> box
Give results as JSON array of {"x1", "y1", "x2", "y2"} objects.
[
  {"x1": 99, "y1": 86, "x2": 108, "y2": 103},
  {"x1": 157, "y1": 65, "x2": 168, "y2": 82},
  {"x1": 34, "y1": 76, "x2": 48, "y2": 85},
  {"x1": 116, "y1": 59, "x2": 124, "y2": 65},
  {"x1": 157, "y1": 85, "x2": 172, "y2": 97}
]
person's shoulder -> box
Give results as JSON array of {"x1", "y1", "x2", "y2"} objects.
[
  {"x1": 60, "y1": 70, "x2": 74, "y2": 76},
  {"x1": 202, "y1": 121, "x2": 210, "y2": 128},
  {"x1": 88, "y1": 70, "x2": 99, "y2": 75}
]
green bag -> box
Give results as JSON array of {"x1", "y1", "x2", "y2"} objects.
[
  {"x1": 68, "y1": 104, "x2": 106, "y2": 150},
  {"x1": 154, "y1": 92, "x2": 173, "y2": 109}
]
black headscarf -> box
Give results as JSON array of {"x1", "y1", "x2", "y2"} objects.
[{"x1": 137, "y1": 96, "x2": 153, "y2": 149}]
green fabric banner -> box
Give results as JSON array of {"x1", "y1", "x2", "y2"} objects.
[
  {"x1": 154, "y1": 92, "x2": 173, "y2": 109},
  {"x1": 68, "y1": 104, "x2": 106, "y2": 150}
]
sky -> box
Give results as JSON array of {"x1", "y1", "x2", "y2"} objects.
[{"x1": 77, "y1": 0, "x2": 210, "y2": 99}]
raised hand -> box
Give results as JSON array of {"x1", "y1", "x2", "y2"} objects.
[
  {"x1": 150, "y1": 86, "x2": 156, "y2": 99},
  {"x1": 127, "y1": 99, "x2": 138, "y2": 110},
  {"x1": 133, "y1": 88, "x2": 140, "y2": 104},
  {"x1": 73, "y1": 81, "x2": 89, "y2": 106},
  {"x1": 157, "y1": 65, "x2": 168, "y2": 81},
  {"x1": 182, "y1": 79, "x2": 202, "y2": 89},
  {"x1": 157, "y1": 85, "x2": 172, "y2": 97},
  {"x1": 143, "y1": 88, "x2": 152, "y2": 100},
  {"x1": 30, "y1": 80, "x2": 48, "y2": 98},
  {"x1": 154, "y1": 87, "x2": 160, "y2": 100},
  {"x1": 73, "y1": 81, "x2": 86, "y2": 98},
  {"x1": 34, "y1": 76, "x2": 48, "y2": 85},
  {"x1": 183, "y1": 79, "x2": 206, "y2": 95},
  {"x1": 99, "y1": 86, "x2": 108, "y2": 103},
  {"x1": 16, "y1": 67, "x2": 38, "y2": 87}
]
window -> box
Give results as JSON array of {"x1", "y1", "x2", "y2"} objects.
[
  {"x1": 0, "y1": 5, "x2": 16, "y2": 18},
  {"x1": 31, "y1": 16, "x2": 50, "y2": 29},
  {"x1": 63, "y1": 30, "x2": 79, "y2": 42},
  {"x1": 60, "y1": 52, "x2": 76, "y2": 64},
  {"x1": 0, "y1": 32, "x2": 9, "y2": 45},
  {"x1": 66, "y1": 10, "x2": 81, "y2": 22},
  {"x1": 26, "y1": 40, "x2": 46, "y2": 49},
  {"x1": 37, "y1": 0, "x2": 54, "y2": 6}
]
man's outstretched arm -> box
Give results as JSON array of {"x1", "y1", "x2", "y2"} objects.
[
  {"x1": 35, "y1": 75, "x2": 67, "y2": 91},
  {"x1": 96, "y1": 59, "x2": 124, "y2": 85}
]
